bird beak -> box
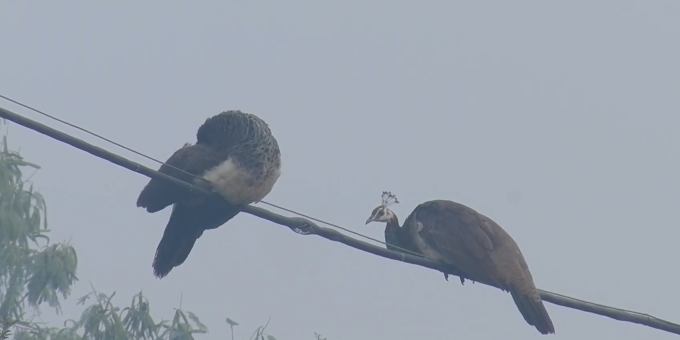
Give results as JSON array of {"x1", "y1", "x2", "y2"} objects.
[{"x1": 365, "y1": 218, "x2": 372, "y2": 225}]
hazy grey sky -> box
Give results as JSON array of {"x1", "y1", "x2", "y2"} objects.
[{"x1": 1, "y1": 1, "x2": 679, "y2": 339}]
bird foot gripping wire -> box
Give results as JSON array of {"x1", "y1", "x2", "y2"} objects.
[
  {"x1": 444, "y1": 273, "x2": 466, "y2": 285},
  {"x1": 290, "y1": 217, "x2": 316, "y2": 235},
  {"x1": 293, "y1": 224, "x2": 315, "y2": 235}
]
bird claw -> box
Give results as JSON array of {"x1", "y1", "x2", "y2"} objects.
[
  {"x1": 443, "y1": 273, "x2": 466, "y2": 285},
  {"x1": 292, "y1": 223, "x2": 315, "y2": 235}
]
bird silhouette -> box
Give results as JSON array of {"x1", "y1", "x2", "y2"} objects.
[
  {"x1": 137, "y1": 110, "x2": 281, "y2": 278},
  {"x1": 365, "y1": 191, "x2": 555, "y2": 335}
]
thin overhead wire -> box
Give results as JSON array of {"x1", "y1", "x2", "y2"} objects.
[
  {"x1": 3, "y1": 102, "x2": 680, "y2": 336},
  {"x1": 0, "y1": 94, "x2": 425, "y2": 259}
]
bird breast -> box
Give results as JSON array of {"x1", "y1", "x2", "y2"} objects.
[{"x1": 201, "y1": 157, "x2": 282, "y2": 205}]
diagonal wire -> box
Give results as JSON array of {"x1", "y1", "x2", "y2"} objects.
[
  {"x1": 4, "y1": 102, "x2": 680, "y2": 336},
  {"x1": 0, "y1": 94, "x2": 187, "y2": 178},
  {"x1": 258, "y1": 200, "x2": 396, "y2": 249},
  {"x1": 0, "y1": 94, "x2": 427, "y2": 259}
]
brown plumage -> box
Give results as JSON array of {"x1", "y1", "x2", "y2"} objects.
[
  {"x1": 366, "y1": 193, "x2": 555, "y2": 335},
  {"x1": 137, "y1": 110, "x2": 281, "y2": 278},
  {"x1": 137, "y1": 143, "x2": 243, "y2": 278}
]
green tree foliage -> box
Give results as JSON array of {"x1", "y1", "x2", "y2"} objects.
[
  {"x1": 0, "y1": 132, "x2": 77, "y2": 322},
  {"x1": 0, "y1": 123, "x2": 324, "y2": 340}
]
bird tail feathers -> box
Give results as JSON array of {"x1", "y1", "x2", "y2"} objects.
[
  {"x1": 509, "y1": 286, "x2": 555, "y2": 335},
  {"x1": 152, "y1": 201, "x2": 242, "y2": 278},
  {"x1": 152, "y1": 204, "x2": 203, "y2": 278}
]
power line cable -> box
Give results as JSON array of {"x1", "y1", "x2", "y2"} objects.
[
  {"x1": 2, "y1": 101, "x2": 680, "y2": 335},
  {"x1": 0, "y1": 94, "x2": 426, "y2": 259}
]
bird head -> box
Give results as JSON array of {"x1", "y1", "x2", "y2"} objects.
[{"x1": 365, "y1": 191, "x2": 399, "y2": 225}]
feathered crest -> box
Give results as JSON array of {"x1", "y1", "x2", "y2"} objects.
[{"x1": 381, "y1": 191, "x2": 399, "y2": 207}]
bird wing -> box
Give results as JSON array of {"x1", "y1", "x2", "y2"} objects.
[
  {"x1": 418, "y1": 200, "x2": 495, "y2": 258},
  {"x1": 411, "y1": 201, "x2": 555, "y2": 333},
  {"x1": 477, "y1": 214, "x2": 555, "y2": 334},
  {"x1": 136, "y1": 143, "x2": 225, "y2": 213},
  {"x1": 410, "y1": 200, "x2": 501, "y2": 282}
]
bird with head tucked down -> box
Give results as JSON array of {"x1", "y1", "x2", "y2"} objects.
[{"x1": 137, "y1": 110, "x2": 282, "y2": 279}]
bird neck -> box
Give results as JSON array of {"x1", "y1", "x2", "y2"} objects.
[
  {"x1": 384, "y1": 215, "x2": 405, "y2": 249},
  {"x1": 385, "y1": 214, "x2": 401, "y2": 230}
]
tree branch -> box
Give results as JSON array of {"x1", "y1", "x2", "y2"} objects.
[{"x1": 1, "y1": 105, "x2": 678, "y2": 335}]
